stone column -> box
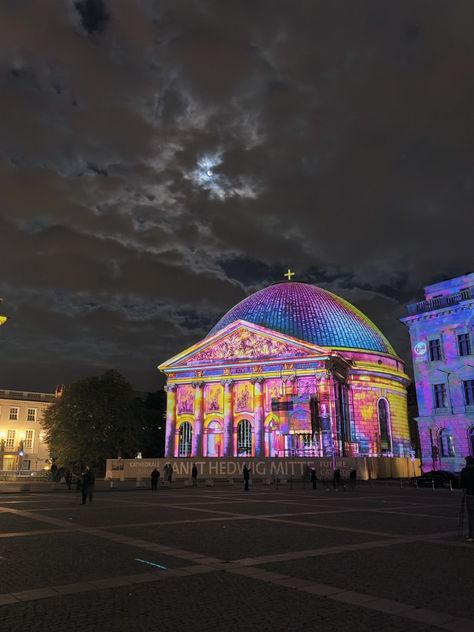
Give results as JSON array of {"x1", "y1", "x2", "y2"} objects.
[
  {"x1": 253, "y1": 378, "x2": 264, "y2": 456},
  {"x1": 164, "y1": 384, "x2": 176, "y2": 457},
  {"x1": 319, "y1": 375, "x2": 333, "y2": 457},
  {"x1": 222, "y1": 380, "x2": 233, "y2": 457},
  {"x1": 193, "y1": 382, "x2": 204, "y2": 457}
]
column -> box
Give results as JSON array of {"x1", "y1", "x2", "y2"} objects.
[
  {"x1": 319, "y1": 374, "x2": 333, "y2": 458},
  {"x1": 222, "y1": 380, "x2": 233, "y2": 456},
  {"x1": 193, "y1": 382, "x2": 204, "y2": 457},
  {"x1": 165, "y1": 384, "x2": 176, "y2": 457},
  {"x1": 253, "y1": 378, "x2": 264, "y2": 456}
]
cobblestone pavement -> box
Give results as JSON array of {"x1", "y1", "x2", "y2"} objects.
[{"x1": 0, "y1": 483, "x2": 473, "y2": 631}]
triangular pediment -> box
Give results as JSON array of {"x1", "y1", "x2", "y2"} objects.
[{"x1": 159, "y1": 320, "x2": 328, "y2": 371}]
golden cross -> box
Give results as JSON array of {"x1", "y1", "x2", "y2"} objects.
[{"x1": 284, "y1": 268, "x2": 295, "y2": 281}]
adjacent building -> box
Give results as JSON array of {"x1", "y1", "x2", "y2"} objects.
[
  {"x1": 0, "y1": 389, "x2": 55, "y2": 472},
  {"x1": 160, "y1": 282, "x2": 412, "y2": 459},
  {"x1": 401, "y1": 273, "x2": 474, "y2": 472}
]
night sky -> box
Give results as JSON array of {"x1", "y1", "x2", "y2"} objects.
[{"x1": 1, "y1": 1, "x2": 473, "y2": 393}]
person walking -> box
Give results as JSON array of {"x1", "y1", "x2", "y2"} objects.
[
  {"x1": 167, "y1": 463, "x2": 173, "y2": 484},
  {"x1": 310, "y1": 468, "x2": 318, "y2": 490},
  {"x1": 333, "y1": 468, "x2": 341, "y2": 490},
  {"x1": 460, "y1": 456, "x2": 474, "y2": 542},
  {"x1": 349, "y1": 469, "x2": 357, "y2": 491},
  {"x1": 151, "y1": 468, "x2": 160, "y2": 492},
  {"x1": 243, "y1": 464, "x2": 251, "y2": 491},
  {"x1": 192, "y1": 463, "x2": 198, "y2": 487},
  {"x1": 81, "y1": 466, "x2": 95, "y2": 505},
  {"x1": 65, "y1": 470, "x2": 73, "y2": 490}
]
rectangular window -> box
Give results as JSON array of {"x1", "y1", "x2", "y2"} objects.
[
  {"x1": 27, "y1": 408, "x2": 37, "y2": 422},
  {"x1": 463, "y1": 380, "x2": 474, "y2": 406},
  {"x1": 9, "y1": 407, "x2": 19, "y2": 421},
  {"x1": 6, "y1": 429, "x2": 15, "y2": 449},
  {"x1": 24, "y1": 430, "x2": 34, "y2": 450},
  {"x1": 458, "y1": 333, "x2": 472, "y2": 357},
  {"x1": 21, "y1": 460, "x2": 31, "y2": 470},
  {"x1": 429, "y1": 339, "x2": 442, "y2": 361},
  {"x1": 433, "y1": 383, "x2": 448, "y2": 409}
]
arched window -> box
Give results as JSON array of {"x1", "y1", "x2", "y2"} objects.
[
  {"x1": 470, "y1": 427, "x2": 474, "y2": 456},
  {"x1": 237, "y1": 419, "x2": 252, "y2": 456},
  {"x1": 439, "y1": 428, "x2": 455, "y2": 457},
  {"x1": 378, "y1": 399, "x2": 392, "y2": 453},
  {"x1": 206, "y1": 420, "x2": 223, "y2": 457},
  {"x1": 178, "y1": 422, "x2": 192, "y2": 457}
]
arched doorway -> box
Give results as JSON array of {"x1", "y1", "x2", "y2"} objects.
[
  {"x1": 206, "y1": 420, "x2": 223, "y2": 457},
  {"x1": 237, "y1": 419, "x2": 252, "y2": 456},
  {"x1": 178, "y1": 422, "x2": 193, "y2": 457}
]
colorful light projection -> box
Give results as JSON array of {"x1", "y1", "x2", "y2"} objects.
[
  {"x1": 207, "y1": 282, "x2": 395, "y2": 354},
  {"x1": 161, "y1": 284, "x2": 412, "y2": 460},
  {"x1": 402, "y1": 273, "x2": 474, "y2": 472}
]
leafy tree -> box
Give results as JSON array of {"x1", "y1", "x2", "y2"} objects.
[{"x1": 43, "y1": 370, "x2": 144, "y2": 471}]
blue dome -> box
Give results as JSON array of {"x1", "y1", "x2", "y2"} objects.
[{"x1": 208, "y1": 282, "x2": 396, "y2": 355}]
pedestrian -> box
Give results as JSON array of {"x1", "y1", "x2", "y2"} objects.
[
  {"x1": 192, "y1": 463, "x2": 198, "y2": 487},
  {"x1": 50, "y1": 462, "x2": 58, "y2": 482},
  {"x1": 167, "y1": 463, "x2": 173, "y2": 484},
  {"x1": 151, "y1": 468, "x2": 160, "y2": 492},
  {"x1": 310, "y1": 468, "x2": 318, "y2": 490},
  {"x1": 65, "y1": 470, "x2": 73, "y2": 490},
  {"x1": 460, "y1": 456, "x2": 474, "y2": 542},
  {"x1": 81, "y1": 466, "x2": 95, "y2": 505},
  {"x1": 349, "y1": 469, "x2": 357, "y2": 491},
  {"x1": 333, "y1": 468, "x2": 341, "y2": 490},
  {"x1": 243, "y1": 464, "x2": 251, "y2": 491}
]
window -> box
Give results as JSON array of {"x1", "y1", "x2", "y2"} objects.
[
  {"x1": 24, "y1": 430, "x2": 34, "y2": 450},
  {"x1": 429, "y1": 339, "x2": 442, "y2": 361},
  {"x1": 178, "y1": 422, "x2": 192, "y2": 458},
  {"x1": 237, "y1": 419, "x2": 252, "y2": 456},
  {"x1": 21, "y1": 460, "x2": 31, "y2": 471},
  {"x1": 27, "y1": 408, "x2": 37, "y2": 422},
  {"x1": 433, "y1": 383, "x2": 448, "y2": 409},
  {"x1": 378, "y1": 399, "x2": 392, "y2": 453},
  {"x1": 458, "y1": 333, "x2": 472, "y2": 357},
  {"x1": 9, "y1": 407, "x2": 19, "y2": 421},
  {"x1": 6, "y1": 429, "x2": 15, "y2": 449},
  {"x1": 439, "y1": 429, "x2": 455, "y2": 457},
  {"x1": 463, "y1": 380, "x2": 474, "y2": 406}
]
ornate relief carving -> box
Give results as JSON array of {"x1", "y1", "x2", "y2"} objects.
[
  {"x1": 177, "y1": 384, "x2": 194, "y2": 414},
  {"x1": 205, "y1": 383, "x2": 223, "y2": 413},
  {"x1": 189, "y1": 329, "x2": 308, "y2": 363},
  {"x1": 235, "y1": 382, "x2": 253, "y2": 412}
]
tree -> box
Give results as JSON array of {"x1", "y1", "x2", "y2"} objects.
[{"x1": 43, "y1": 370, "x2": 143, "y2": 470}]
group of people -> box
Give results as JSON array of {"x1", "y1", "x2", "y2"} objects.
[
  {"x1": 150, "y1": 463, "x2": 179, "y2": 491},
  {"x1": 307, "y1": 467, "x2": 357, "y2": 491}
]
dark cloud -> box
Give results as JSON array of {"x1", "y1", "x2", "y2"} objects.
[{"x1": 0, "y1": 0, "x2": 473, "y2": 391}]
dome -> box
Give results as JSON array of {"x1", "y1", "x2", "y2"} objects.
[{"x1": 207, "y1": 282, "x2": 396, "y2": 355}]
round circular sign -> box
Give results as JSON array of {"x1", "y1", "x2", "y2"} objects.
[{"x1": 414, "y1": 341, "x2": 427, "y2": 356}]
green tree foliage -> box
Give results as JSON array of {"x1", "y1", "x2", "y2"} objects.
[{"x1": 43, "y1": 370, "x2": 145, "y2": 469}]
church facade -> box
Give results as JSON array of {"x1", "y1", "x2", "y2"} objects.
[{"x1": 160, "y1": 283, "x2": 412, "y2": 459}]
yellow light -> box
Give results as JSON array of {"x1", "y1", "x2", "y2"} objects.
[{"x1": 0, "y1": 315, "x2": 7, "y2": 326}]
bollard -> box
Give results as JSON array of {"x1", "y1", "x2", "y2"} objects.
[
  {"x1": 415, "y1": 479, "x2": 418, "y2": 489},
  {"x1": 449, "y1": 480, "x2": 453, "y2": 492},
  {"x1": 432, "y1": 479, "x2": 435, "y2": 490},
  {"x1": 400, "y1": 479, "x2": 403, "y2": 488}
]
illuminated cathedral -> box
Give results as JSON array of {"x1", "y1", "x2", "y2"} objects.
[{"x1": 159, "y1": 282, "x2": 412, "y2": 459}]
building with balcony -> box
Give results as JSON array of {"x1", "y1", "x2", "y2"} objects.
[
  {"x1": 0, "y1": 389, "x2": 55, "y2": 472},
  {"x1": 401, "y1": 273, "x2": 474, "y2": 472}
]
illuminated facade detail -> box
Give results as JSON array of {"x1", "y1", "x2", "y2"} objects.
[
  {"x1": 401, "y1": 272, "x2": 474, "y2": 471},
  {"x1": 160, "y1": 282, "x2": 412, "y2": 459},
  {"x1": 0, "y1": 389, "x2": 55, "y2": 471}
]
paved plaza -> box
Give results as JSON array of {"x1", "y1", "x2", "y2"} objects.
[{"x1": 0, "y1": 481, "x2": 473, "y2": 631}]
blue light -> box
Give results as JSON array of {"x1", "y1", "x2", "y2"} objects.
[{"x1": 207, "y1": 282, "x2": 395, "y2": 354}]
